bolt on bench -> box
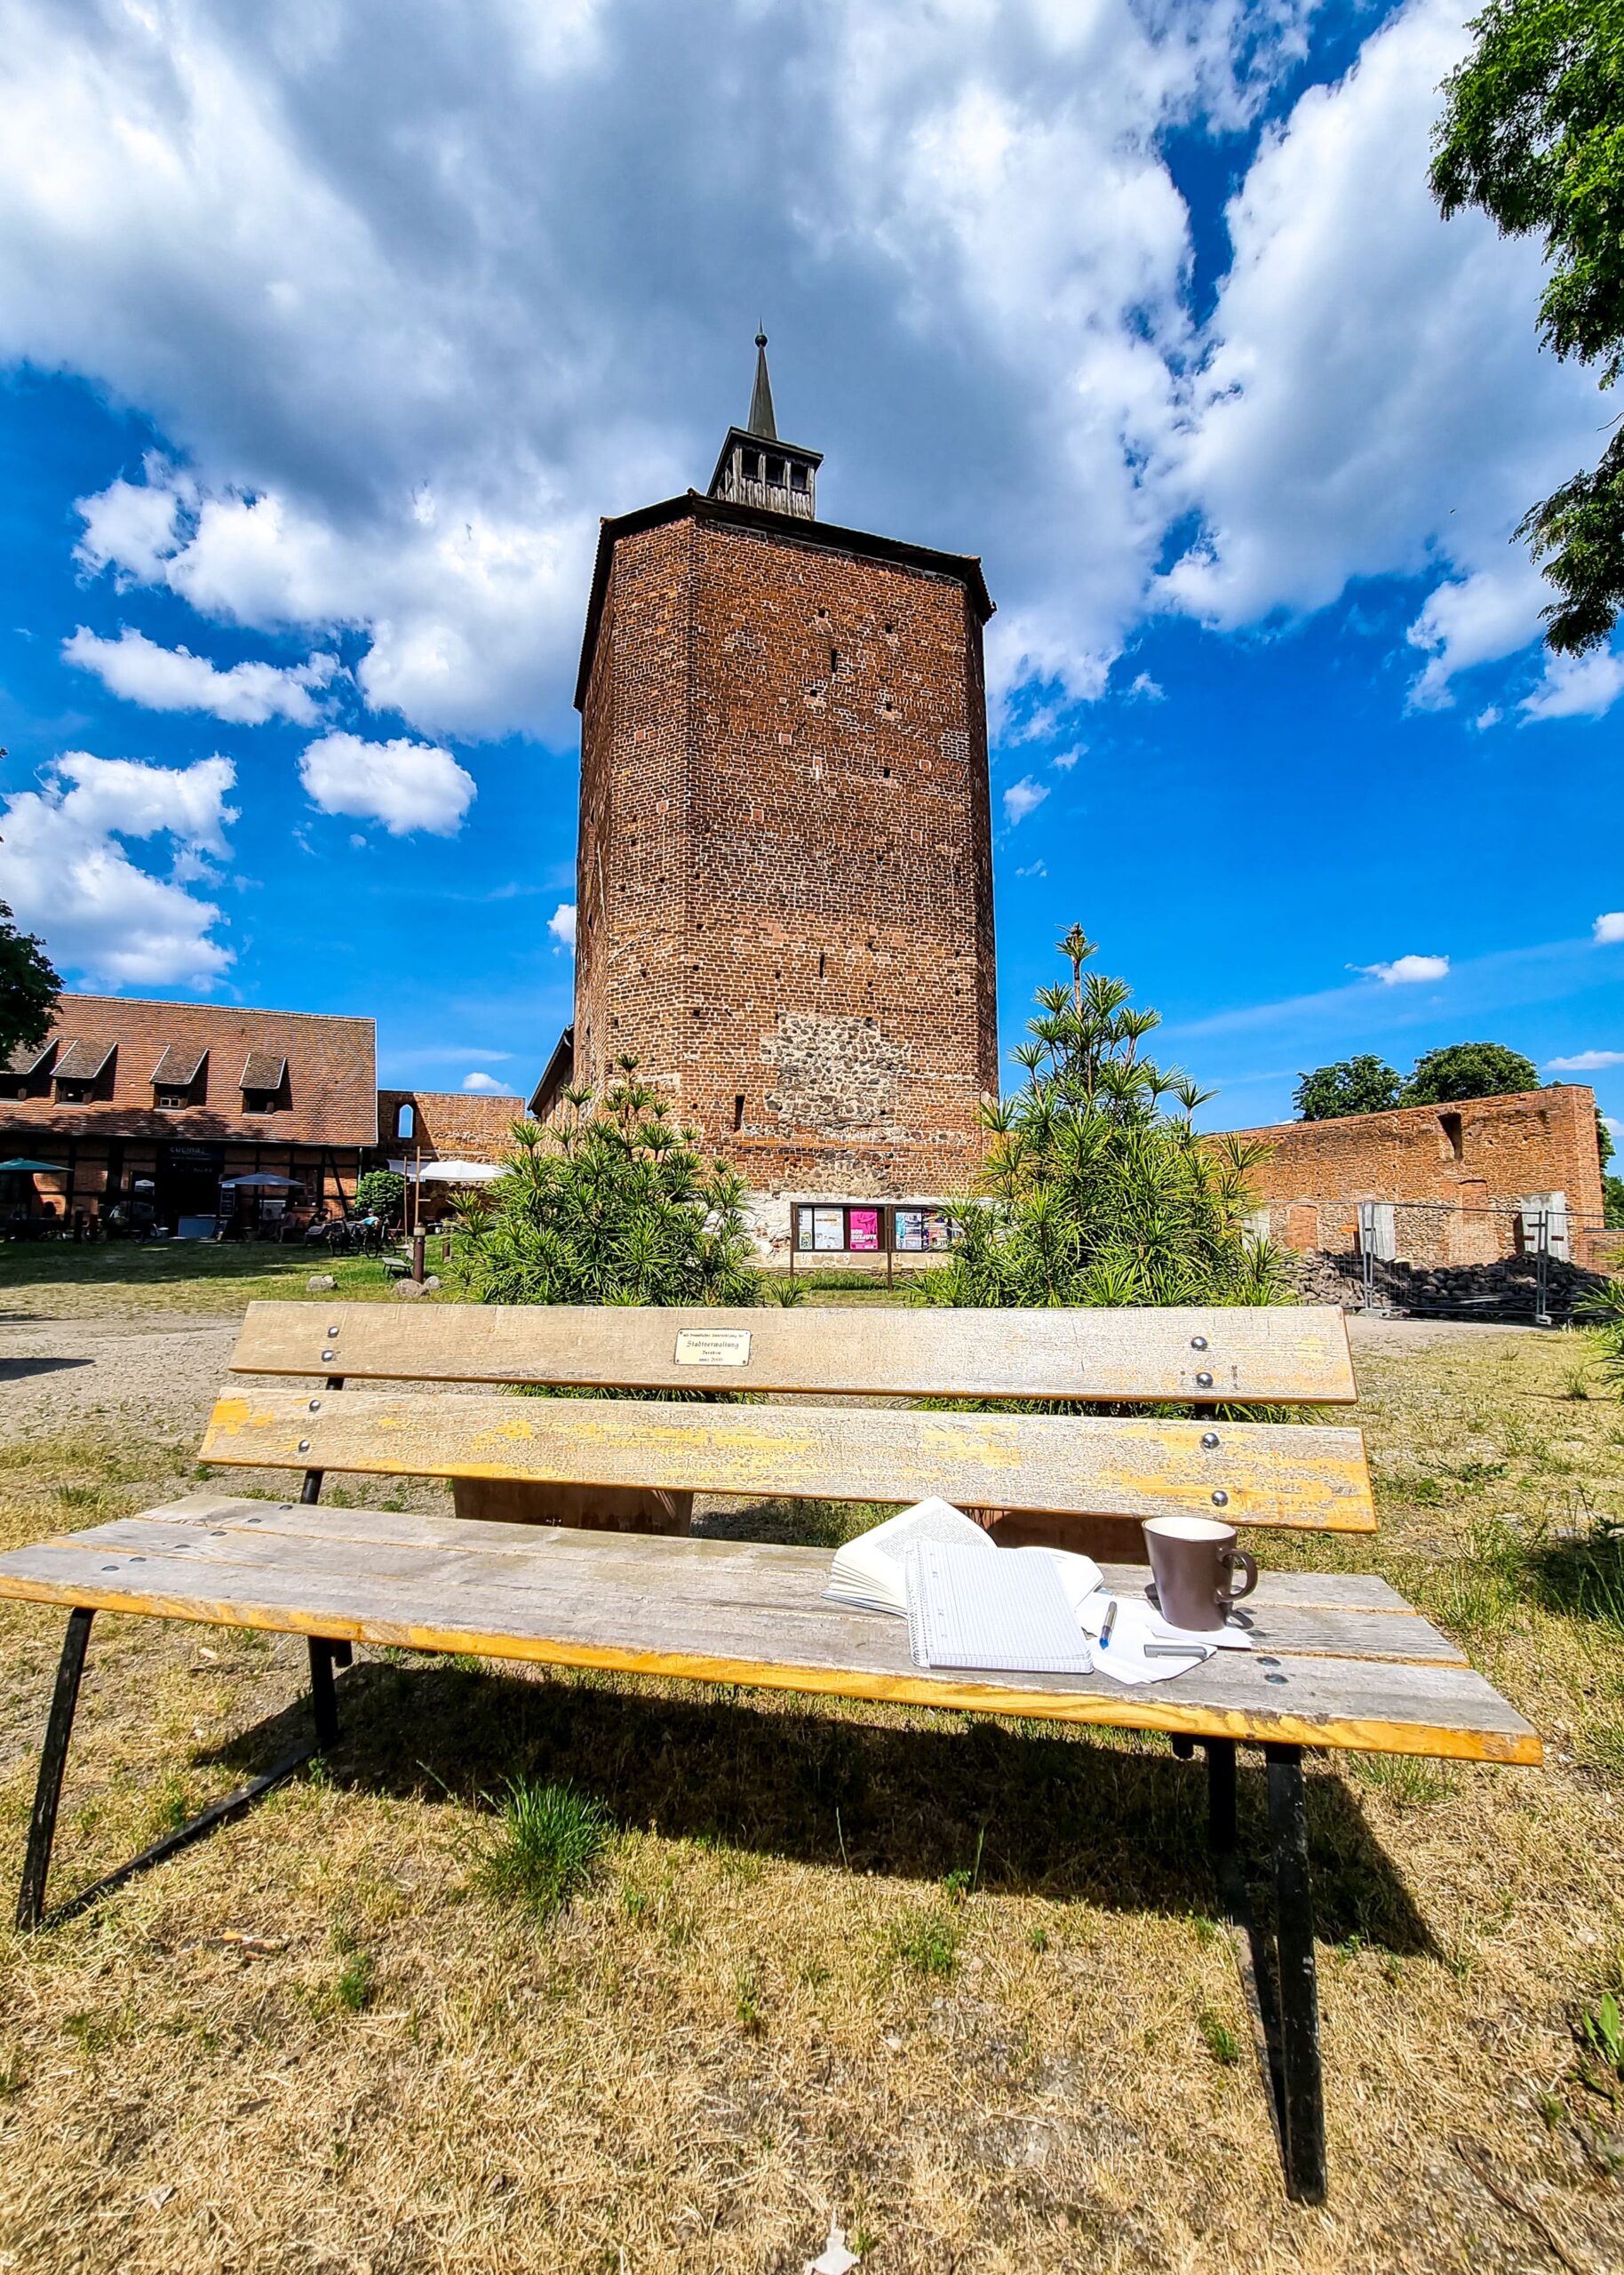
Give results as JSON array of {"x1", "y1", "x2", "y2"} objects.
[{"x1": 0, "y1": 1300, "x2": 1539, "y2": 2204}]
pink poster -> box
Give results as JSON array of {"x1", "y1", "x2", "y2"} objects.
[{"x1": 849, "y1": 1207, "x2": 880, "y2": 1252}]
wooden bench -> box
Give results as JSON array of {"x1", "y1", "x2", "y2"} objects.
[{"x1": 0, "y1": 1299, "x2": 1539, "y2": 2206}]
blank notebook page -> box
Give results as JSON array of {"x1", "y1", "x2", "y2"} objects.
[{"x1": 904, "y1": 1541, "x2": 1093, "y2": 1674}]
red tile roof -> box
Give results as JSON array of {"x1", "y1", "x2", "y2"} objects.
[{"x1": 0, "y1": 995, "x2": 377, "y2": 1145}]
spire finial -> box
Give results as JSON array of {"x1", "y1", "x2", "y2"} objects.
[{"x1": 747, "y1": 329, "x2": 777, "y2": 442}]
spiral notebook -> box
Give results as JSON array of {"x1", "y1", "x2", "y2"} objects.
[{"x1": 904, "y1": 1539, "x2": 1094, "y2": 1675}]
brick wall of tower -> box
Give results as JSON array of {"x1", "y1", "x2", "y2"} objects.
[{"x1": 574, "y1": 509, "x2": 997, "y2": 1194}]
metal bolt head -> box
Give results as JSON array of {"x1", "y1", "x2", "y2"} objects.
[
  {"x1": 1195, "y1": 1370, "x2": 1214, "y2": 1389},
  {"x1": 308, "y1": 1399, "x2": 322, "y2": 1413},
  {"x1": 328, "y1": 1324, "x2": 340, "y2": 1336},
  {"x1": 1190, "y1": 1335, "x2": 1208, "y2": 1352},
  {"x1": 1264, "y1": 1672, "x2": 1287, "y2": 1686},
  {"x1": 321, "y1": 1348, "x2": 336, "y2": 1362},
  {"x1": 297, "y1": 1440, "x2": 311, "y2": 1453},
  {"x1": 1200, "y1": 1431, "x2": 1220, "y2": 1449},
  {"x1": 1211, "y1": 1489, "x2": 1230, "y2": 1507}
]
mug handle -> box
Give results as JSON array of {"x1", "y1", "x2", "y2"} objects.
[{"x1": 1218, "y1": 1546, "x2": 1259, "y2": 1603}]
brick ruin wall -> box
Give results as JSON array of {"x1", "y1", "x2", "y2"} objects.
[
  {"x1": 1224, "y1": 1085, "x2": 1606, "y2": 1268},
  {"x1": 573, "y1": 511, "x2": 998, "y2": 1239},
  {"x1": 376, "y1": 1090, "x2": 525, "y2": 1161}
]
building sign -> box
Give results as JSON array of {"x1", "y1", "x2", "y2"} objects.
[
  {"x1": 673, "y1": 1329, "x2": 752, "y2": 1366},
  {"x1": 893, "y1": 1208, "x2": 954, "y2": 1252}
]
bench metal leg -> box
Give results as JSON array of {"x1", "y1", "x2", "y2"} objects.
[
  {"x1": 1265, "y1": 1744, "x2": 1326, "y2": 2205},
  {"x1": 15, "y1": 1607, "x2": 349, "y2": 1933},
  {"x1": 16, "y1": 1608, "x2": 95, "y2": 1931}
]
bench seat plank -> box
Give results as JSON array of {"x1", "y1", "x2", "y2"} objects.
[
  {"x1": 0, "y1": 1504, "x2": 1538, "y2": 1763},
  {"x1": 198, "y1": 1391, "x2": 1378, "y2": 1533},
  {"x1": 232, "y1": 1300, "x2": 1359, "y2": 1405}
]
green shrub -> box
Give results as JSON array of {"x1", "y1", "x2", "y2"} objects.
[
  {"x1": 355, "y1": 1169, "x2": 407, "y2": 1223},
  {"x1": 917, "y1": 925, "x2": 1286, "y2": 1312},
  {"x1": 456, "y1": 1061, "x2": 760, "y2": 1308},
  {"x1": 476, "y1": 1778, "x2": 613, "y2": 1920}
]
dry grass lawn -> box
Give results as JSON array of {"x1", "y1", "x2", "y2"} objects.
[{"x1": 0, "y1": 1316, "x2": 1620, "y2": 2271}]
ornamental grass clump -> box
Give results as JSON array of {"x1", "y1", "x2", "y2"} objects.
[
  {"x1": 919, "y1": 924, "x2": 1284, "y2": 1311},
  {"x1": 455, "y1": 1058, "x2": 761, "y2": 1308}
]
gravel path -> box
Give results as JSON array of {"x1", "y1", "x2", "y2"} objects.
[{"x1": 0, "y1": 1312, "x2": 238, "y2": 1439}]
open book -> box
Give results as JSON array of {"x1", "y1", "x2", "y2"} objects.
[{"x1": 825, "y1": 1497, "x2": 1103, "y2": 1622}]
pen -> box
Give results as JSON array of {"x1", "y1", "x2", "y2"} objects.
[
  {"x1": 1099, "y1": 1599, "x2": 1118, "y2": 1650},
  {"x1": 1142, "y1": 1642, "x2": 1214, "y2": 1659}
]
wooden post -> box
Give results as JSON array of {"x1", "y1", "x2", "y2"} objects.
[{"x1": 412, "y1": 1228, "x2": 426, "y2": 1284}]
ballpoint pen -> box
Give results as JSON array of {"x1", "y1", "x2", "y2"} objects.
[{"x1": 1099, "y1": 1598, "x2": 1118, "y2": 1650}]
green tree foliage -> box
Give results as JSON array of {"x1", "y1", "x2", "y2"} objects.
[
  {"x1": 1433, "y1": 1, "x2": 1624, "y2": 650},
  {"x1": 1604, "y1": 1172, "x2": 1624, "y2": 1227},
  {"x1": 918, "y1": 926, "x2": 1283, "y2": 1309},
  {"x1": 457, "y1": 1059, "x2": 760, "y2": 1307},
  {"x1": 0, "y1": 898, "x2": 58, "y2": 1065},
  {"x1": 1400, "y1": 1041, "x2": 1540, "y2": 1104},
  {"x1": 1293, "y1": 1056, "x2": 1403, "y2": 1121},
  {"x1": 354, "y1": 1168, "x2": 407, "y2": 1222}
]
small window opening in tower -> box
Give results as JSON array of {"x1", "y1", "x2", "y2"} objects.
[
  {"x1": 1440, "y1": 1112, "x2": 1464, "y2": 1161},
  {"x1": 829, "y1": 647, "x2": 839, "y2": 675},
  {"x1": 743, "y1": 450, "x2": 760, "y2": 480},
  {"x1": 791, "y1": 463, "x2": 808, "y2": 492},
  {"x1": 394, "y1": 1101, "x2": 415, "y2": 1140},
  {"x1": 733, "y1": 1095, "x2": 745, "y2": 1131},
  {"x1": 817, "y1": 951, "x2": 826, "y2": 979},
  {"x1": 768, "y1": 456, "x2": 785, "y2": 484}
]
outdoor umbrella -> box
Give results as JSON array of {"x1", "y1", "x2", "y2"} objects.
[
  {"x1": 219, "y1": 1173, "x2": 304, "y2": 1188},
  {"x1": 416, "y1": 1160, "x2": 505, "y2": 1184},
  {"x1": 0, "y1": 1158, "x2": 68, "y2": 1173}
]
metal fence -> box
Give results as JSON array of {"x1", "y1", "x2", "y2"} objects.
[{"x1": 1316, "y1": 1200, "x2": 1624, "y2": 1326}]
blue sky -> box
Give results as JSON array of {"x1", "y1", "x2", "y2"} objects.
[{"x1": 0, "y1": 0, "x2": 1618, "y2": 1130}]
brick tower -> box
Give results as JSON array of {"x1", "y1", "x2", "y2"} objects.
[{"x1": 565, "y1": 337, "x2": 998, "y2": 1241}]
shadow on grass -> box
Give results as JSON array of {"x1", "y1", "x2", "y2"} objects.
[
  {"x1": 1525, "y1": 1516, "x2": 1624, "y2": 1630},
  {"x1": 180, "y1": 1654, "x2": 1438, "y2": 1957}
]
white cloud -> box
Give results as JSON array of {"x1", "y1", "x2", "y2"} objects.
[
  {"x1": 1160, "y1": 0, "x2": 1610, "y2": 706},
  {"x1": 548, "y1": 901, "x2": 577, "y2": 950},
  {"x1": 0, "y1": 0, "x2": 1323, "y2": 747},
  {"x1": 1547, "y1": 1050, "x2": 1624, "y2": 1072},
  {"x1": 1595, "y1": 914, "x2": 1624, "y2": 946},
  {"x1": 462, "y1": 1071, "x2": 508, "y2": 1092},
  {"x1": 1519, "y1": 648, "x2": 1624, "y2": 722},
  {"x1": 63, "y1": 625, "x2": 336, "y2": 724},
  {"x1": 1050, "y1": 747, "x2": 1082, "y2": 771},
  {"x1": 1358, "y1": 954, "x2": 1450, "y2": 986},
  {"x1": 298, "y1": 732, "x2": 475, "y2": 837},
  {"x1": 1002, "y1": 776, "x2": 1049, "y2": 826},
  {"x1": 1015, "y1": 859, "x2": 1047, "y2": 878},
  {"x1": 1126, "y1": 672, "x2": 1164, "y2": 701},
  {"x1": 1473, "y1": 706, "x2": 1501, "y2": 730},
  {"x1": 0, "y1": 752, "x2": 236, "y2": 986}
]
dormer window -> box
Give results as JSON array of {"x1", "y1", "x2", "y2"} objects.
[
  {"x1": 151, "y1": 1044, "x2": 207, "y2": 1112},
  {"x1": 239, "y1": 1050, "x2": 288, "y2": 1115},
  {"x1": 2, "y1": 1039, "x2": 54, "y2": 1100},
  {"x1": 51, "y1": 1039, "x2": 115, "y2": 1103}
]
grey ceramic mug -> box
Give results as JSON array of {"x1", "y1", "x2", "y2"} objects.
[{"x1": 1142, "y1": 1514, "x2": 1259, "y2": 1632}]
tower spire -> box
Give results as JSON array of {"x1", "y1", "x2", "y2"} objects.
[{"x1": 747, "y1": 329, "x2": 777, "y2": 441}]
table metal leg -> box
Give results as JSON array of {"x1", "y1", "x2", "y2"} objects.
[
  {"x1": 15, "y1": 1609, "x2": 349, "y2": 1934},
  {"x1": 1204, "y1": 1737, "x2": 1238, "y2": 1856},
  {"x1": 16, "y1": 1608, "x2": 95, "y2": 1931},
  {"x1": 1265, "y1": 1744, "x2": 1326, "y2": 2204}
]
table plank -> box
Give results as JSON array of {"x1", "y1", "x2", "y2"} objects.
[
  {"x1": 61, "y1": 1513, "x2": 1468, "y2": 1666},
  {"x1": 232, "y1": 1300, "x2": 1358, "y2": 1406},
  {"x1": 0, "y1": 1517, "x2": 1538, "y2": 1763},
  {"x1": 198, "y1": 1391, "x2": 1377, "y2": 1533}
]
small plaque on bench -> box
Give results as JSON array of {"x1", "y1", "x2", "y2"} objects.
[{"x1": 673, "y1": 1329, "x2": 752, "y2": 1367}]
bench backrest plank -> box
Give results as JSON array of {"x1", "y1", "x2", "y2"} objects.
[
  {"x1": 230, "y1": 1300, "x2": 1357, "y2": 1406},
  {"x1": 199, "y1": 1389, "x2": 1377, "y2": 1532}
]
